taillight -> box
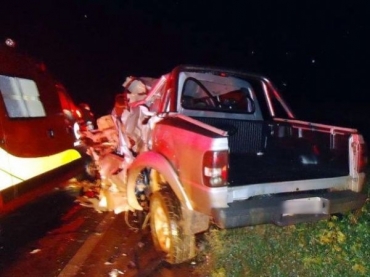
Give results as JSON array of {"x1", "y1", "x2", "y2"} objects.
[
  {"x1": 203, "y1": 150, "x2": 229, "y2": 187},
  {"x1": 351, "y1": 134, "x2": 368, "y2": 173}
]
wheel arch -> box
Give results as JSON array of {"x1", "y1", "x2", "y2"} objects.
[{"x1": 127, "y1": 151, "x2": 193, "y2": 211}]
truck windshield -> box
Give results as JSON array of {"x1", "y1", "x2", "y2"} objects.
[{"x1": 180, "y1": 72, "x2": 256, "y2": 114}]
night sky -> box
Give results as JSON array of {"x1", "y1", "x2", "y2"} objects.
[{"x1": 1, "y1": 1, "x2": 369, "y2": 137}]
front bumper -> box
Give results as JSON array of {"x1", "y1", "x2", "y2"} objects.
[{"x1": 211, "y1": 190, "x2": 367, "y2": 228}]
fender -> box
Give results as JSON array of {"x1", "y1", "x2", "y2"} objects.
[{"x1": 127, "y1": 151, "x2": 193, "y2": 211}]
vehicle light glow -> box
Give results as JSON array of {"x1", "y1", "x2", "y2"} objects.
[
  {"x1": 5, "y1": 38, "x2": 16, "y2": 47},
  {"x1": 351, "y1": 135, "x2": 368, "y2": 174},
  {"x1": 76, "y1": 109, "x2": 82, "y2": 118}
]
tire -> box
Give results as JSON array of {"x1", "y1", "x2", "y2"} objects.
[
  {"x1": 130, "y1": 169, "x2": 151, "y2": 229},
  {"x1": 150, "y1": 188, "x2": 196, "y2": 264},
  {"x1": 77, "y1": 154, "x2": 99, "y2": 182},
  {"x1": 85, "y1": 155, "x2": 100, "y2": 180}
]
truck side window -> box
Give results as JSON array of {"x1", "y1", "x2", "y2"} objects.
[{"x1": 0, "y1": 75, "x2": 46, "y2": 118}]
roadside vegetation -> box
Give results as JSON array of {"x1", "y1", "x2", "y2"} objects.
[{"x1": 197, "y1": 172, "x2": 370, "y2": 277}]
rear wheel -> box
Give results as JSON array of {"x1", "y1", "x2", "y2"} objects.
[{"x1": 150, "y1": 187, "x2": 196, "y2": 264}]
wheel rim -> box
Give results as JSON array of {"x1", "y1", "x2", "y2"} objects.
[
  {"x1": 86, "y1": 163, "x2": 97, "y2": 178},
  {"x1": 152, "y1": 200, "x2": 171, "y2": 252},
  {"x1": 150, "y1": 170, "x2": 166, "y2": 192}
]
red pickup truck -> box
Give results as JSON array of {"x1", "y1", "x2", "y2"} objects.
[{"x1": 90, "y1": 65, "x2": 368, "y2": 264}]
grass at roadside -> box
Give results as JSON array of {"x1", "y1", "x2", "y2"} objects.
[{"x1": 197, "y1": 178, "x2": 370, "y2": 277}]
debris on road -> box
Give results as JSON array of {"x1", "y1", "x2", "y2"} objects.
[{"x1": 108, "y1": 268, "x2": 124, "y2": 277}]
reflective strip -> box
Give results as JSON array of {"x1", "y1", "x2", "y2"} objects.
[{"x1": 0, "y1": 148, "x2": 81, "y2": 191}]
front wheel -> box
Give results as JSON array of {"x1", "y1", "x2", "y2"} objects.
[
  {"x1": 76, "y1": 154, "x2": 99, "y2": 182},
  {"x1": 150, "y1": 188, "x2": 196, "y2": 264}
]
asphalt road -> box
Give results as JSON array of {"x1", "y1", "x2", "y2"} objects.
[{"x1": 0, "y1": 179, "x2": 202, "y2": 277}]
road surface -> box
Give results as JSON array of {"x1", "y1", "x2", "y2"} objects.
[{"x1": 0, "y1": 179, "x2": 204, "y2": 277}]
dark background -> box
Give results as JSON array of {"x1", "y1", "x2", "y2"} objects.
[{"x1": 1, "y1": 1, "x2": 369, "y2": 138}]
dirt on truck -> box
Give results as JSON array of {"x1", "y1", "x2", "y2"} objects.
[{"x1": 79, "y1": 65, "x2": 368, "y2": 264}]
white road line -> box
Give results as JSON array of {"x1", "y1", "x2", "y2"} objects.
[{"x1": 57, "y1": 212, "x2": 116, "y2": 277}]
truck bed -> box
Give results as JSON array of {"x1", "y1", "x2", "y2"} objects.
[{"x1": 193, "y1": 117, "x2": 350, "y2": 186}]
